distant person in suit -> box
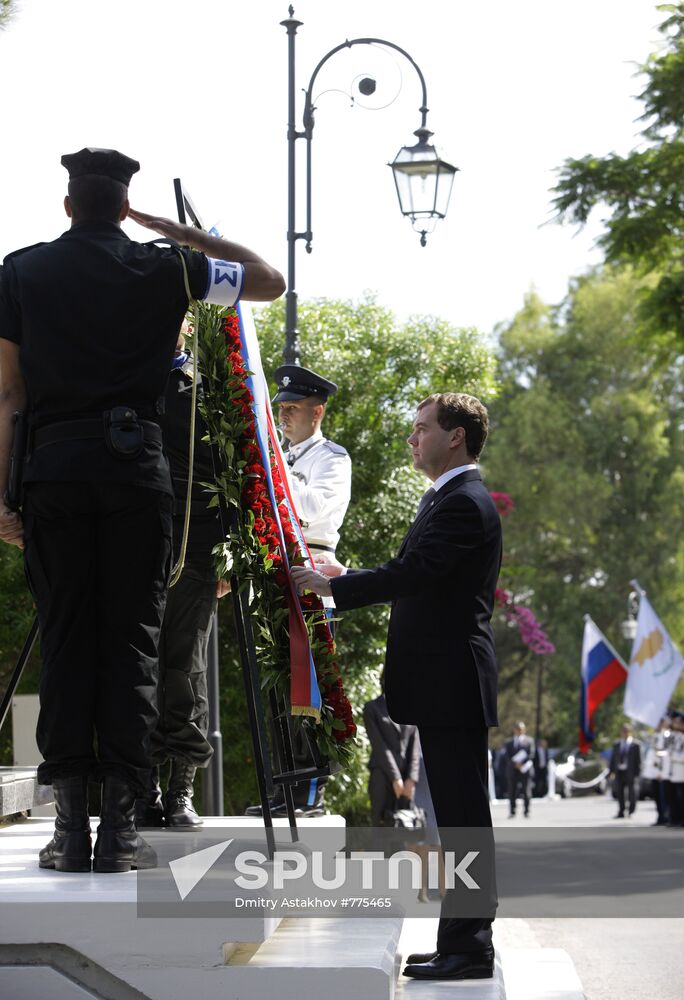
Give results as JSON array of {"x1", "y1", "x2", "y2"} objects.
[
  {"x1": 292, "y1": 392, "x2": 502, "y2": 982},
  {"x1": 363, "y1": 675, "x2": 420, "y2": 826},
  {"x1": 533, "y1": 738, "x2": 549, "y2": 798},
  {"x1": 504, "y1": 721, "x2": 535, "y2": 817},
  {"x1": 609, "y1": 723, "x2": 642, "y2": 818}
]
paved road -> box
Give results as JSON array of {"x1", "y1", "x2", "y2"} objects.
[{"x1": 493, "y1": 794, "x2": 684, "y2": 1000}]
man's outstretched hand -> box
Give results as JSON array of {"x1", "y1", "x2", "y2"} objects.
[{"x1": 291, "y1": 566, "x2": 333, "y2": 597}]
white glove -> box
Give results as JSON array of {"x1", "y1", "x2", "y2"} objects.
[{"x1": 291, "y1": 565, "x2": 333, "y2": 596}]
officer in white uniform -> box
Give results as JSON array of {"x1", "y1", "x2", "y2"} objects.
[
  {"x1": 668, "y1": 711, "x2": 684, "y2": 827},
  {"x1": 643, "y1": 716, "x2": 671, "y2": 825},
  {"x1": 245, "y1": 365, "x2": 351, "y2": 817},
  {"x1": 274, "y1": 365, "x2": 351, "y2": 564}
]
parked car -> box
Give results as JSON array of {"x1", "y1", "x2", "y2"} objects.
[{"x1": 550, "y1": 748, "x2": 609, "y2": 798}]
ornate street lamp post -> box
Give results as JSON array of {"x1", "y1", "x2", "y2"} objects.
[{"x1": 281, "y1": 6, "x2": 458, "y2": 363}]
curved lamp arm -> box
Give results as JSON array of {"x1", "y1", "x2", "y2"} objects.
[{"x1": 301, "y1": 38, "x2": 431, "y2": 253}]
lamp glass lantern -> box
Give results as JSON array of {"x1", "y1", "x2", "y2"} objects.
[{"x1": 390, "y1": 132, "x2": 458, "y2": 243}]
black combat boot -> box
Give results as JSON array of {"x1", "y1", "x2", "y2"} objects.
[
  {"x1": 93, "y1": 776, "x2": 157, "y2": 873},
  {"x1": 134, "y1": 765, "x2": 165, "y2": 828},
  {"x1": 165, "y1": 760, "x2": 203, "y2": 828},
  {"x1": 39, "y1": 775, "x2": 92, "y2": 873}
]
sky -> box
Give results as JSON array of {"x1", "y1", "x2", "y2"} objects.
[{"x1": 0, "y1": 0, "x2": 664, "y2": 335}]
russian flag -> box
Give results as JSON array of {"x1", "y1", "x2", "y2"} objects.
[{"x1": 579, "y1": 617, "x2": 628, "y2": 752}]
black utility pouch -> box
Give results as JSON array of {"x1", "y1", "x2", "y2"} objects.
[
  {"x1": 6, "y1": 410, "x2": 29, "y2": 510},
  {"x1": 103, "y1": 406, "x2": 144, "y2": 459}
]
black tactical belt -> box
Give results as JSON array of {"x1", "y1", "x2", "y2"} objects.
[{"x1": 32, "y1": 417, "x2": 162, "y2": 451}]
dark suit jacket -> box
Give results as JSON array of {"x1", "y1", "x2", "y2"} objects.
[
  {"x1": 503, "y1": 735, "x2": 535, "y2": 779},
  {"x1": 363, "y1": 694, "x2": 421, "y2": 783},
  {"x1": 609, "y1": 739, "x2": 641, "y2": 780},
  {"x1": 332, "y1": 469, "x2": 502, "y2": 727}
]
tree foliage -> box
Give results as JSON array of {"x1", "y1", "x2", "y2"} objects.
[
  {"x1": 552, "y1": 3, "x2": 684, "y2": 345},
  {"x1": 485, "y1": 266, "x2": 684, "y2": 748},
  {"x1": 0, "y1": 1, "x2": 17, "y2": 30}
]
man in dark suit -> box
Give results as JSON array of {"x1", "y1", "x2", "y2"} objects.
[
  {"x1": 504, "y1": 721, "x2": 535, "y2": 817},
  {"x1": 609, "y1": 723, "x2": 642, "y2": 818},
  {"x1": 363, "y1": 685, "x2": 421, "y2": 826},
  {"x1": 292, "y1": 392, "x2": 502, "y2": 982}
]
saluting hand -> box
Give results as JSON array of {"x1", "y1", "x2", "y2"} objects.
[
  {"x1": 0, "y1": 505, "x2": 24, "y2": 549},
  {"x1": 127, "y1": 208, "x2": 192, "y2": 244}
]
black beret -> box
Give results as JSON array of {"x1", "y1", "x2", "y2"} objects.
[
  {"x1": 61, "y1": 147, "x2": 140, "y2": 186},
  {"x1": 273, "y1": 365, "x2": 338, "y2": 404}
]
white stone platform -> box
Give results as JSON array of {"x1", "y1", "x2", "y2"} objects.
[
  {"x1": 0, "y1": 816, "x2": 586, "y2": 1000},
  {"x1": 0, "y1": 814, "x2": 401, "y2": 1000}
]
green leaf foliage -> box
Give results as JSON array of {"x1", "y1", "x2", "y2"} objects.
[
  {"x1": 486, "y1": 266, "x2": 684, "y2": 749},
  {"x1": 552, "y1": 3, "x2": 684, "y2": 345}
]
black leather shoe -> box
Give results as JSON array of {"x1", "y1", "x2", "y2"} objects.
[
  {"x1": 93, "y1": 776, "x2": 157, "y2": 873},
  {"x1": 135, "y1": 766, "x2": 165, "y2": 828},
  {"x1": 404, "y1": 949, "x2": 494, "y2": 980},
  {"x1": 245, "y1": 790, "x2": 325, "y2": 818},
  {"x1": 165, "y1": 761, "x2": 203, "y2": 828},
  {"x1": 39, "y1": 775, "x2": 91, "y2": 873},
  {"x1": 244, "y1": 798, "x2": 279, "y2": 817},
  {"x1": 271, "y1": 801, "x2": 325, "y2": 818},
  {"x1": 405, "y1": 950, "x2": 437, "y2": 965}
]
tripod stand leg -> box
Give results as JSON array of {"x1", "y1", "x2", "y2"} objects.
[{"x1": 0, "y1": 616, "x2": 39, "y2": 734}]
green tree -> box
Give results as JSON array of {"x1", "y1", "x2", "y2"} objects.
[
  {"x1": 485, "y1": 266, "x2": 684, "y2": 749},
  {"x1": 0, "y1": 1, "x2": 17, "y2": 30},
  {"x1": 552, "y1": 3, "x2": 684, "y2": 345}
]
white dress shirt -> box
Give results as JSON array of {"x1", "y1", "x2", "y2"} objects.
[
  {"x1": 431, "y1": 463, "x2": 479, "y2": 493},
  {"x1": 285, "y1": 430, "x2": 352, "y2": 552}
]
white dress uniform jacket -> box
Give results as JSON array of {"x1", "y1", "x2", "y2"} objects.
[
  {"x1": 285, "y1": 430, "x2": 352, "y2": 557},
  {"x1": 670, "y1": 730, "x2": 684, "y2": 784}
]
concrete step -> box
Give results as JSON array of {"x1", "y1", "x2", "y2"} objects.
[
  {"x1": 0, "y1": 767, "x2": 52, "y2": 819},
  {"x1": 0, "y1": 818, "x2": 586, "y2": 1000}
]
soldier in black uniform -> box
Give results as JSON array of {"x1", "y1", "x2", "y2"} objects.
[{"x1": 0, "y1": 147, "x2": 284, "y2": 873}]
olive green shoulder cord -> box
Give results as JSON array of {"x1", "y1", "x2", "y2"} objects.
[{"x1": 169, "y1": 250, "x2": 200, "y2": 588}]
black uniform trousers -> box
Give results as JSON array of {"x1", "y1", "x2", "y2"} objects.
[
  {"x1": 23, "y1": 481, "x2": 172, "y2": 795},
  {"x1": 418, "y1": 724, "x2": 496, "y2": 955},
  {"x1": 151, "y1": 549, "x2": 216, "y2": 767}
]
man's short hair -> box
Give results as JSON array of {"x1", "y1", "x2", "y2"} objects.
[
  {"x1": 68, "y1": 175, "x2": 127, "y2": 222},
  {"x1": 419, "y1": 392, "x2": 489, "y2": 460}
]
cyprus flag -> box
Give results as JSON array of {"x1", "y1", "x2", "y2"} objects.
[{"x1": 624, "y1": 594, "x2": 683, "y2": 727}]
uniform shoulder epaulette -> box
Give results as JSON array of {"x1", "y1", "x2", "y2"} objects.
[
  {"x1": 3, "y1": 242, "x2": 47, "y2": 263},
  {"x1": 323, "y1": 440, "x2": 348, "y2": 457}
]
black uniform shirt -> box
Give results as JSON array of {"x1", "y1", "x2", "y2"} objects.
[{"x1": 0, "y1": 222, "x2": 208, "y2": 494}]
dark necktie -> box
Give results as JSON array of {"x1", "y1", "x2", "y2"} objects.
[
  {"x1": 287, "y1": 449, "x2": 297, "y2": 468},
  {"x1": 415, "y1": 487, "x2": 435, "y2": 519}
]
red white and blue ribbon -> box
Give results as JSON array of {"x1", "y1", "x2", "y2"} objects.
[{"x1": 235, "y1": 302, "x2": 322, "y2": 720}]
